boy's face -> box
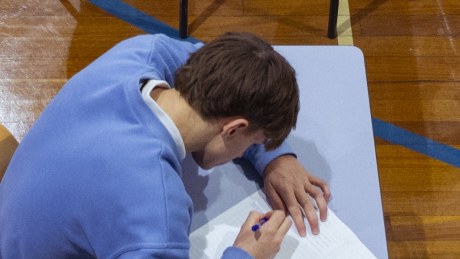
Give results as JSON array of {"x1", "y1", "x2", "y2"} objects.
[{"x1": 192, "y1": 129, "x2": 266, "y2": 169}]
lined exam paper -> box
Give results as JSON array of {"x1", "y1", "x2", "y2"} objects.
[{"x1": 189, "y1": 190, "x2": 376, "y2": 259}]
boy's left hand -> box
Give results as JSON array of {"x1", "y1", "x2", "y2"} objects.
[{"x1": 262, "y1": 155, "x2": 331, "y2": 236}]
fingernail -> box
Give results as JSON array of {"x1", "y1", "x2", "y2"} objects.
[{"x1": 313, "y1": 229, "x2": 319, "y2": 235}]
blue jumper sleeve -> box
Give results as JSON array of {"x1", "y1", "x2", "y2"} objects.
[
  {"x1": 243, "y1": 141, "x2": 297, "y2": 176},
  {"x1": 222, "y1": 247, "x2": 254, "y2": 259},
  {"x1": 89, "y1": 34, "x2": 203, "y2": 86}
]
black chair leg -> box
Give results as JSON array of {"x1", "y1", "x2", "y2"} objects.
[
  {"x1": 179, "y1": 0, "x2": 188, "y2": 39},
  {"x1": 327, "y1": 0, "x2": 339, "y2": 39},
  {"x1": 180, "y1": 0, "x2": 338, "y2": 40}
]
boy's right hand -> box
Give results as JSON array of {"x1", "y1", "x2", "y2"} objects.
[{"x1": 233, "y1": 210, "x2": 292, "y2": 259}]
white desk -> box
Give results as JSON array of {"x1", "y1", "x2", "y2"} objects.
[{"x1": 182, "y1": 46, "x2": 388, "y2": 258}]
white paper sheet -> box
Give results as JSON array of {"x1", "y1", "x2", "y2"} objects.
[{"x1": 190, "y1": 190, "x2": 377, "y2": 259}]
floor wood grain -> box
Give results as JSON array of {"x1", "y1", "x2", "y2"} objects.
[{"x1": 1, "y1": 0, "x2": 459, "y2": 257}]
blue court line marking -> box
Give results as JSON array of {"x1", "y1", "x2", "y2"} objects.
[
  {"x1": 373, "y1": 118, "x2": 460, "y2": 168},
  {"x1": 89, "y1": 0, "x2": 200, "y2": 44},
  {"x1": 89, "y1": 1, "x2": 460, "y2": 168}
]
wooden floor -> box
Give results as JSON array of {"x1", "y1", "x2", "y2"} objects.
[{"x1": 1, "y1": 0, "x2": 459, "y2": 258}]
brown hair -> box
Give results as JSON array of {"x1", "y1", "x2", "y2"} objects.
[{"x1": 175, "y1": 32, "x2": 299, "y2": 150}]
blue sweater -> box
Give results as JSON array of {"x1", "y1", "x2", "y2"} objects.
[{"x1": 0, "y1": 34, "x2": 292, "y2": 258}]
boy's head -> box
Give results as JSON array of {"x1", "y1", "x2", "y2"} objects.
[{"x1": 175, "y1": 32, "x2": 299, "y2": 151}]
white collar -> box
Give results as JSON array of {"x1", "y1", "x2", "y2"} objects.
[{"x1": 141, "y1": 80, "x2": 186, "y2": 160}]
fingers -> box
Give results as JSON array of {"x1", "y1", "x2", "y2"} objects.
[
  {"x1": 280, "y1": 182, "x2": 328, "y2": 236},
  {"x1": 268, "y1": 183, "x2": 307, "y2": 237},
  {"x1": 315, "y1": 199, "x2": 328, "y2": 223},
  {"x1": 262, "y1": 155, "x2": 333, "y2": 238},
  {"x1": 288, "y1": 192, "x2": 310, "y2": 237},
  {"x1": 241, "y1": 211, "x2": 265, "y2": 230},
  {"x1": 309, "y1": 175, "x2": 331, "y2": 202},
  {"x1": 259, "y1": 210, "x2": 291, "y2": 239},
  {"x1": 234, "y1": 210, "x2": 289, "y2": 259},
  {"x1": 313, "y1": 191, "x2": 328, "y2": 222},
  {"x1": 265, "y1": 183, "x2": 287, "y2": 212},
  {"x1": 279, "y1": 216, "x2": 293, "y2": 236},
  {"x1": 261, "y1": 210, "x2": 285, "y2": 229},
  {"x1": 305, "y1": 180, "x2": 329, "y2": 223},
  {"x1": 243, "y1": 210, "x2": 286, "y2": 233},
  {"x1": 288, "y1": 206, "x2": 307, "y2": 237},
  {"x1": 273, "y1": 216, "x2": 292, "y2": 243},
  {"x1": 297, "y1": 193, "x2": 320, "y2": 235}
]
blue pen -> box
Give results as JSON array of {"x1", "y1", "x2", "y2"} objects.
[{"x1": 251, "y1": 217, "x2": 269, "y2": 232}]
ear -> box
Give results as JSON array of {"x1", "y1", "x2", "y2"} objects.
[{"x1": 221, "y1": 118, "x2": 249, "y2": 138}]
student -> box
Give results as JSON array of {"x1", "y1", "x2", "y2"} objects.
[{"x1": 0, "y1": 32, "x2": 330, "y2": 258}]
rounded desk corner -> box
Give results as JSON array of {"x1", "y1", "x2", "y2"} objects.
[{"x1": 345, "y1": 46, "x2": 365, "y2": 60}]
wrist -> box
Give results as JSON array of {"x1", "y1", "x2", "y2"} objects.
[{"x1": 264, "y1": 154, "x2": 296, "y2": 175}]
